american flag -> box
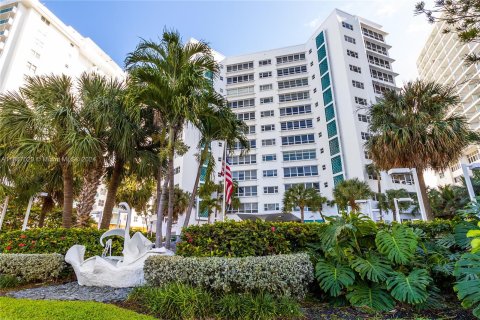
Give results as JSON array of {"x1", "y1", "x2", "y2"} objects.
[{"x1": 221, "y1": 159, "x2": 234, "y2": 205}]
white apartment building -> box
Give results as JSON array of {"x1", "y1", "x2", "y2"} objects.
[
  {"x1": 165, "y1": 9, "x2": 420, "y2": 234},
  {"x1": 417, "y1": 21, "x2": 480, "y2": 186},
  {"x1": 0, "y1": 0, "x2": 150, "y2": 229}
]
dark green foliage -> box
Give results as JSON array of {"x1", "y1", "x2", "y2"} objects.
[
  {"x1": 386, "y1": 269, "x2": 432, "y2": 304},
  {"x1": 0, "y1": 228, "x2": 150, "y2": 257},
  {"x1": 129, "y1": 284, "x2": 303, "y2": 320},
  {"x1": 0, "y1": 274, "x2": 20, "y2": 288},
  {"x1": 454, "y1": 253, "x2": 480, "y2": 317},
  {"x1": 346, "y1": 282, "x2": 395, "y2": 311},
  {"x1": 350, "y1": 254, "x2": 392, "y2": 283},
  {"x1": 177, "y1": 220, "x2": 325, "y2": 257},
  {"x1": 376, "y1": 225, "x2": 418, "y2": 264},
  {"x1": 315, "y1": 259, "x2": 355, "y2": 297}
]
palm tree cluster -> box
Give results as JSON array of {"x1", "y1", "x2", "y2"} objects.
[{"x1": 0, "y1": 30, "x2": 247, "y2": 249}]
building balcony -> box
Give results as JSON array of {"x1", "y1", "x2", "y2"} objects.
[{"x1": 0, "y1": 17, "x2": 13, "y2": 27}]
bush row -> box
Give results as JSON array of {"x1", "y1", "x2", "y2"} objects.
[
  {"x1": 129, "y1": 283, "x2": 302, "y2": 320},
  {"x1": 0, "y1": 253, "x2": 65, "y2": 282},
  {"x1": 144, "y1": 253, "x2": 313, "y2": 298}
]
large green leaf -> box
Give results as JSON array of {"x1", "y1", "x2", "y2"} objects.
[
  {"x1": 386, "y1": 269, "x2": 432, "y2": 304},
  {"x1": 346, "y1": 282, "x2": 395, "y2": 311},
  {"x1": 350, "y1": 253, "x2": 392, "y2": 283},
  {"x1": 454, "y1": 253, "x2": 480, "y2": 317},
  {"x1": 315, "y1": 259, "x2": 355, "y2": 297},
  {"x1": 454, "y1": 221, "x2": 477, "y2": 249},
  {"x1": 376, "y1": 225, "x2": 417, "y2": 265}
]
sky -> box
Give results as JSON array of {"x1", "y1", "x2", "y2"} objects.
[{"x1": 42, "y1": 0, "x2": 435, "y2": 84}]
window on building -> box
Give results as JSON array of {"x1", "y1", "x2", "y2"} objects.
[
  {"x1": 373, "y1": 82, "x2": 390, "y2": 94},
  {"x1": 260, "y1": 97, "x2": 274, "y2": 104},
  {"x1": 276, "y1": 53, "x2": 306, "y2": 64},
  {"x1": 262, "y1": 154, "x2": 277, "y2": 162},
  {"x1": 355, "y1": 97, "x2": 368, "y2": 106},
  {"x1": 344, "y1": 35, "x2": 356, "y2": 44},
  {"x1": 261, "y1": 138, "x2": 276, "y2": 146},
  {"x1": 264, "y1": 186, "x2": 279, "y2": 194},
  {"x1": 367, "y1": 55, "x2": 391, "y2": 69},
  {"x1": 342, "y1": 21, "x2": 353, "y2": 30},
  {"x1": 277, "y1": 65, "x2": 307, "y2": 77},
  {"x1": 26, "y1": 62, "x2": 37, "y2": 73},
  {"x1": 260, "y1": 84, "x2": 273, "y2": 91},
  {"x1": 244, "y1": 125, "x2": 256, "y2": 134},
  {"x1": 349, "y1": 64, "x2": 361, "y2": 73},
  {"x1": 362, "y1": 27, "x2": 384, "y2": 42},
  {"x1": 228, "y1": 202, "x2": 258, "y2": 214},
  {"x1": 260, "y1": 110, "x2": 274, "y2": 117},
  {"x1": 226, "y1": 61, "x2": 254, "y2": 73},
  {"x1": 228, "y1": 154, "x2": 257, "y2": 165},
  {"x1": 352, "y1": 80, "x2": 364, "y2": 89},
  {"x1": 31, "y1": 49, "x2": 40, "y2": 59},
  {"x1": 279, "y1": 104, "x2": 312, "y2": 116},
  {"x1": 98, "y1": 200, "x2": 105, "y2": 206},
  {"x1": 370, "y1": 69, "x2": 394, "y2": 83},
  {"x1": 227, "y1": 73, "x2": 254, "y2": 85},
  {"x1": 261, "y1": 124, "x2": 275, "y2": 132},
  {"x1": 264, "y1": 203, "x2": 280, "y2": 211},
  {"x1": 284, "y1": 165, "x2": 318, "y2": 177},
  {"x1": 174, "y1": 166, "x2": 180, "y2": 174},
  {"x1": 259, "y1": 71, "x2": 272, "y2": 78},
  {"x1": 357, "y1": 114, "x2": 371, "y2": 123},
  {"x1": 236, "y1": 111, "x2": 255, "y2": 121},
  {"x1": 41, "y1": 16, "x2": 51, "y2": 25},
  {"x1": 347, "y1": 49, "x2": 359, "y2": 58},
  {"x1": 231, "y1": 139, "x2": 256, "y2": 150},
  {"x1": 236, "y1": 186, "x2": 258, "y2": 197},
  {"x1": 281, "y1": 134, "x2": 315, "y2": 145},
  {"x1": 468, "y1": 151, "x2": 480, "y2": 163},
  {"x1": 226, "y1": 86, "x2": 254, "y2": 97},
  {"x1": 283, "y1": 149, "x2": 316, "y2": 161},
  {"x1": 232, "y1": 170, "x2": 257, "y2": 181},
  {"x1": 280, "y1": 119, "x2": 313, "y2": 131},
  {"x1": 228, "y1": 98, "x2": 255, "y2": 109},
  {"x1": 259, "y1": 59, "x2": 271, "y2": 66},
  {"x1": 263, "y1": 169, "x2": 278, "y2": 177},
  {"x1": 365, "y1": 40, "x2": 387, "y2": 55},
  {"x1": 278, "y1": 78, "x2": 308, "y2": 90},
  {"x1": 279, "y1": 91, "x2": 310, "y2": 103},
  {"x1": 361, "y1": 132, "x2": 371, "y2": 140}
]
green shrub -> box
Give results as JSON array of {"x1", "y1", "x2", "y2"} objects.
[
  {"x1": 0, "y1": 274, "x2": 20, "y2": 288},
  {"x1": 177, "y1": 220, "x2": 325, "y2": 257},
  {"x1": 144, "y1": 253, "x2": 313, "y2": 298},
  {"x1": 0, "y1": 253, "x2": 65, "y2": 282},
  {"x1": 129, "y1": 284, "x2": 302, "y2": 320},
  {"x1": 129, "y1": 283, "x2": 214, "y2": 320},
  {"x1": 0, "y1": 228, "x2": 148, "y2": 257}
]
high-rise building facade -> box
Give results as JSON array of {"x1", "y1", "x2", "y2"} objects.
[
  {"x1": 417, "y1": 21, "x2": 480, "y2": 186},
  {"x1": 168, "y1": 9, "x2": 419, "y2": 235}
]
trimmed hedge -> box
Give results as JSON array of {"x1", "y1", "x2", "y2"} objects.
[
  {"x1": 0, "y1": 253, "x2": 65, "y2": 282},
  {"x1": 177, "y1": 220, "x2": 325, "y2": 257},
  {"x1": 0, "y1": 228, "x2": 146, "y2": 257},
  {"x1": 144, "y1": 253, "x2": 314, "y2": 298}
]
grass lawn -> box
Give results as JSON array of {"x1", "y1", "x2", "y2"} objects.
[{"x1": 0, "y1": 297, "x2": 155, "y2": 320}]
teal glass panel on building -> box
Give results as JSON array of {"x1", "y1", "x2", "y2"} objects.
[
  {"x1": 327, "y1": 120, "x2": 337, "y2": 138},
  {"x1": 333, "y1": 174, "x2": 344, "y2": 186},
  {"x1": 331, "y1": 156, "x2": 343, "y2": 174},
  {"x1": 315, "y1": 32, "x2": 325, "y2": 48},
  {"x1": 198, "y1": 201, "x2": 209, "y2": 218},
  {"x1": 319, "y1": 59, "x2": 328, "y2": 76},
  {"x1": 317, "y1": 45, "x2": 327, "y2": 62},
  {"x1": 321, "y1": 74, "x2": 330, "y2": 89},
  {"x1": 324, "y1": 104, "x2": 335, "y2": 121},
  {"x1": 200, "y1": 166, "x2": 207, "y2": 182},
  {"x1": 329, "y1": 138, "x2": 340, "y2": 156},
  {"x1": 323, "y1": 88, "x2": 333, "y2": 107}
]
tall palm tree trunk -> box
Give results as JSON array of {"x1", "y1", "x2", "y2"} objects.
[
  {"x1": 38, "y1": 195, "x2": 54, "y2": 228},
  {"x1": 155, "y1": 173, "x2": 169, "y2": 248},
  {"x1": 76, "y1": 160, "x2": 104, "y2": 227},
  {"x1": 60, "y1": 158, "x2": 74, "y2": 228},
  {"x1": 417, "y1": 170, "x2": 434, "y2": 221},
  {"x1": 165, "y1": 143, "x2": 175, "y2": 249},
  {"x1": 300, "y1": 207, "x2": 305, "y2": 223},
  {"x1": 377, "y1": 174, "x2": 383, "y2": 221},
  {"x1": 100, "y1": 158, "x2": 124, "y2": 229},
  {"x1": 183, "y1": 147, "x2": 208, "y2": 229}
]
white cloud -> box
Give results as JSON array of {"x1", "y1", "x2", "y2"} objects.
[{"x1": 305, "y1": 17, "x2": 320, "y2": 28}]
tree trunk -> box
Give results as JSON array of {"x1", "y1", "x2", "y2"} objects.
[
  {"x1": 76, "y1": 160, "x2": 104, "y2": 227},
  {"x1": 60, "y1": 157, "x2": 74, "y2": 228},
  {"x1": 38, "y1": 195, "x2": 54, "y2": 228},
  {"x1": 183, "y1": 147, "x2": 208, "y2": 229},
  {"x1": 417, "y1": 170, "x2": 434, "y2": 221},
  {"x1": 154, "y1": 164, "x2": 163, "y2": 219},
  {"x1": 165, "y1": 143, "x2": 175, "y2": 249},
  {"x1": 377, "y1": 174, "x2": 383, "y2": 221},
  {"x1": 100, "y1": 158, "x2": 124, "y2": 229},
  {"x1": 155, "y1": 174, "x2": 169, "y2": 248},
  {"x1": 300, "y1": 207, "x2": 305, "y2": 223}
]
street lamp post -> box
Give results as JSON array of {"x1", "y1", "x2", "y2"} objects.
[
  {"x1": 22, "y1": 192, "x2": 48, "y2": 231},
  {"x1": 393, "y1": 197, "x2": 414, "y2": 222},
  {"x1": 387, "y1": 168, "x2": 427, "y2": 221},
  {"x1": 461, "y1": 163, "x2": 480, "y2": 202}
]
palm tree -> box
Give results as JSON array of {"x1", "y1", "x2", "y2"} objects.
[
  {"x1": 126, "y1": 30, "x2": 219, "y2": 248},
  {"x1": 0, "y1": 75, "x2": 102, "y2": 228},
  {"x1": 428, "y1": 185, "x2": 468, "y2": 219},
  {"x1": 182, "y1": 102, "x2": 248, "y2": 229},
  {"x1": 333, "y1": 178, "x2": 373, "y2": 212},
  {"x1": 366, "y1": 80, "x2": 480, "y2": 221},
  {"x1": 283, "y1": 185, "x2": 327, "y2": 223},
  {"x1": 162, "y1": 186, "x2": 190, "y2": 227},
  {"x1": 366, "y1": 163, "x2": 383, "y2": 220}
]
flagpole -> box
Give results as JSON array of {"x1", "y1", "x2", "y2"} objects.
[{"x1": 221, "y1": 140, "x2": 227, "y2": 222}]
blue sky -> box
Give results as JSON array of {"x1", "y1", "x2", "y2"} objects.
[{"x1": 43, "y1": 0, "x2": 434, "y2": 83}]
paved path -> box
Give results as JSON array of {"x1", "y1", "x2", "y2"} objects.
[{"x1": 7, "y1": 282, "x2": 133, "y2": 302}]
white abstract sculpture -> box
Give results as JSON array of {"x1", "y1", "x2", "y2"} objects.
[{"x1": 65, "y1": 202, "x2": 173, "y2": 287}]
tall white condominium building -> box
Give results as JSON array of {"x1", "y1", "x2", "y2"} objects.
[
  {"x1": 417, "y1": 21, "x2": 480, "y2": 186},
  {"x1": 168, "y1": 9, "x2": 418, "y2": 234},
  {"x1": 0, "y1": 0, "x2": 122, "y2": 92}
]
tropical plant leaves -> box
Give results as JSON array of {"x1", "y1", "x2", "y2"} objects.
[
  {"x1": 453, "y1": 252, "x2": 480, "y2": 279},
  {"x1": 346, "y1": 282, "x2": 395, "y2": 311},
  {"x1": 387, "y1": 269, "x2": 432, "y2": 304},
  {"x1": 315, "y1": 259, "x2": 355, "y2": 297},
  {"x1": 454, "y1": 221, "x2": 477, "y2": 249},
  {"x1": 350, "y1": 253, "x2": 392, "y2": 283},
  {"x1": 453, "y1": 253, "x2": 480, "y2": 317},
  {"x1": 376, "y1": 225, "x2": 417, "y2": 265}
]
